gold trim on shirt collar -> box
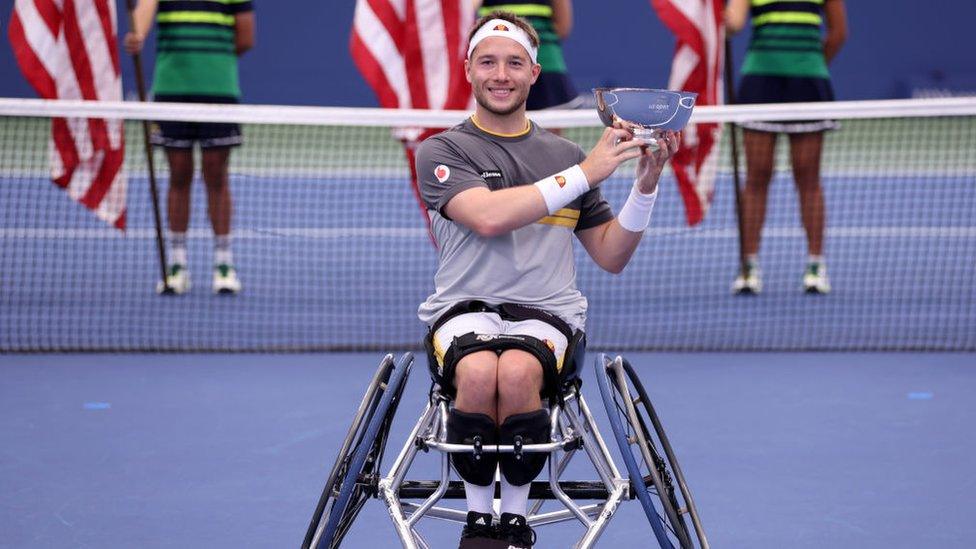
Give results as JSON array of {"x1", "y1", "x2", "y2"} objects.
[{"x1": 470, "y1": 115, "x2": 531, "y2": 137}]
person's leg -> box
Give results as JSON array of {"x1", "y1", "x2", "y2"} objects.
[
  {"x1": 201, "y1": 146, "x2": 233, "y2": 254},
  {"x1": 496, "y1": 349, "x2": 544, "y2": 521},
  {"x1": 495, "y1": 319, "x2": 567, "y2": 548},
  {"x1": 201, "y1": 146, "x2": 241, "y2": 293},
  {"x1": 155, "y1": 147, "x2": 195, "y2": 293},
  {"x1": 435, "y1": 313, "x2": 504, "y2": 530},
  {"x1": 454, "y1": 351, "x2": 502, "y2": 517},
  {"x1": 741, "y1": 129, "x2": 778, "y2": 259},
  {"x1": 165, "y1": 147, "x2": 194, "y2": 263},
  {"x1": 788, "y1": 131, "x2": 826, "y2": 257},
  {"x1": 732, "y1": 129, "x2": 777, "y2": 293},
  {"x1": 789, "y1": 131, "x2": 831, "y2": 293}
]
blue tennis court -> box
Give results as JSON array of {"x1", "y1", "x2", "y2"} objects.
[{"x1": 1, "y1": 351, "x2": 973, "y2": 548}]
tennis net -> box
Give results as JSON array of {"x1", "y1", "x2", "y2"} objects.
[{"x1": 1, "y1": 97, "x2": 974, "y2": 351}]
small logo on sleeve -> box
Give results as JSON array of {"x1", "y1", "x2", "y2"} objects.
[
  {"x1": 434, "y1": 165, "x2": 450, "y2": 183},
  {"x1": 555, "y1": 175, "x2": 567, "y2": 188},
  {"x1": 480, "y1": 170, "x2": 502, "y2": 179}
]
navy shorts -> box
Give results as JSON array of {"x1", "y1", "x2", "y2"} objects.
[
  {"x1": 736, "y1": 75, "x2": 837, "y2": 133},
  {"x1": 151, "y1": 94, "x2": 243, "y2": 149},
  {"x1": 527, "y1": 72, "x2": 582, "y2": 111}
]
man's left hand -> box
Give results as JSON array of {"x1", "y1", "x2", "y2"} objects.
[{"x1": 635, "y1": 130, "x2": 680, "y2": 194}]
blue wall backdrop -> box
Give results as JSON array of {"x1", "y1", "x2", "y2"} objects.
[{"x1": 1, "y1": 0, "x2": 974, "y2": 105}]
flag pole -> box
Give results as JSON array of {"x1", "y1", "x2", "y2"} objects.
[
  {"x1": 123, "y1": 0, "x2": 171, "y2": 293},
  {"x1": 723, "y1": 29, "x2": 748, "y2": 280}
]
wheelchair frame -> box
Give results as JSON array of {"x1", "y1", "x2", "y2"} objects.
[{"x1": 303, "y1": 352, "x2": 709, "y2": 549}]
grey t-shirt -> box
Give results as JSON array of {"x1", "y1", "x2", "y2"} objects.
[{"x1": 416, "y1": 118, "x2": 613, "y2": 331}]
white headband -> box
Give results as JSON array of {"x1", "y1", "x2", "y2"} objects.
[{"x1": 466, "y1": 18, "x2": 538, "y2": 64}]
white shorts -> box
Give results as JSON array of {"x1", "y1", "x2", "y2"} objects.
[{"x1": 431, "y1": 312, "x2": 570, "y2": 372}]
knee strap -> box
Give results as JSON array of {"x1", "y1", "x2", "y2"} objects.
[
  {"x1": 498, "y1": 409, "x2": 551, "y2": 486},
  {"x1": 447, "y1": 409, "x2": 498, "y2": 486}
]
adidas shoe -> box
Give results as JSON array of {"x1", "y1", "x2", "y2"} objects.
[
  {"x1": 732, "y1": 262, "x2": 763, "y2": 295},
  {"x1": 459, "y1": 511, "x2": 499, "y2": 549},
  {"x1": 803, "y1": 262, "x2": 831, "y2": 294},
  {"x1": 156, "y1": 264, "x2": 190, "y2": 295},
  {"x1": 496, "y1": 513, "x2": 536, "y2": 549},
  {"x1": 212, "y1": 264, "x2": 241, "y2": 295}
]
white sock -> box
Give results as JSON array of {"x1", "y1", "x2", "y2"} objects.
[
  {"x1": 169, "y1": 232, "x2": 188, "y2": 266},
  {"x1": 499, "y1": 476, "x2": 531, "y2": 517},
  {"x1": 746, "y1": 254, "x2": 759, "y2": 267},
  {"x1": 464, "y1": 480, "x2": 494, "y2": 515},
  {"x1": 808, "y1": 254, "x2": 824, "y2": 265},
  {"x1": 214, "y1": 235, "x2": 233, "y2": 266}
]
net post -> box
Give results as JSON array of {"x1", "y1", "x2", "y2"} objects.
[
  {"x1": 723, "y1": 32, "x2": 748, "y2": 279},
  {"x1": 124, "y1": 0, "x2": 170, "y2": 293}
]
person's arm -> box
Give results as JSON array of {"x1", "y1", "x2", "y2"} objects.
[
  {"x1": 822, "y1": 0, "x2": 847, "y2": 64},
  {"x1": 123, "y1": 0, "x2": 159, "y2": 55},
  {"x1": 723, "y1": 0, "x2": 750, "y2": 35},
  {"x1": 444, "y1": 126, "x2": 645, "y2": 237},
  {"x1": 576, "y1": 131, "x2": 680, "y2": 274},
  {"x1": 234, "y1": 11, "x2": 255, "y2": 56},
  {"x1": 551, "y1": 0, "x2": 573, "y2": 40}
]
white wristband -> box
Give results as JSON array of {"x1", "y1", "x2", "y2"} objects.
[
  {"x1": 533, "y1": 164, "x2": 590, "y2": 215},
  {"x1": 617, "y1": 182, "x2": 658, "y2": 232}
]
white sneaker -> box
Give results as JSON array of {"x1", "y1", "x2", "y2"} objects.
[
  {"x1": 732, "y1": 263, "x2": 763, "y2": 295},
  {"x1": 156, "y1": 264, "x2": 190, "y2": 295},
  {"x1": 213, "y1": 264, "x2": 241, "y2": 294},
  {"x1": 803, "y1": 263, "x2": 831, "y2": 294}
]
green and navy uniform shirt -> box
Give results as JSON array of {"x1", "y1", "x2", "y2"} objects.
[
  {"x1": 478, "y1": 1, "x2": 568, "y2": 75},
  {"x1": 741, "y1": 0, "x2": 830, "y2": 79},
  {"x1": 152, "y1": 0, "x2": 254, "y2": 99},
  {"x1": 415, "y1": 118, "x2": 613, "y2": 332}
]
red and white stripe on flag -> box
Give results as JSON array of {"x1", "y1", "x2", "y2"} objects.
[
  {"x1": 8, "y1": 0, "x2": 127, "y2": 229},
  {"x1": 351, "y1": 0, "x2": 474, "y2": 246},
  {"x1": 651, "y1": 0, "x2": 724, "y2": 226},
  {"x1": 350, "y1": 0, "x2": 473, "y2": 111}
]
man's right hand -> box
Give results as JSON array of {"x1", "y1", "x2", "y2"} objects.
[
  {"x1": 124, "y1": 32, "x2": 145, "y2": 55},
  {"x1": 578, "y1": 125, "x2": 647, "y2": 188}
]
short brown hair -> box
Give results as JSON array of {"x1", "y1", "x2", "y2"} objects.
[{"x1": 466, "y1": 10, "x2": 540, "y2": 55}]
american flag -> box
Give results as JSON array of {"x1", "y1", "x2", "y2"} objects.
[
  {"x1": 351, "y1": 0, "x2": 472, "y2": 111},
  {"x1": 8, "y1": 0, "x2": 127, "y2": 229},
  {"x1": 651, "y1": 0, "x2": 724, "y2": 226},
  {"x1": 351, "y1": 0, "x2": 473, "y2": 244}
]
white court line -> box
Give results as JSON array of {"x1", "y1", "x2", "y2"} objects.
[{"x1": 2, "y1": 227, "x2": 975, "y2": 240}]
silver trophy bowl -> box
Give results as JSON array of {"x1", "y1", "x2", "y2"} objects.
[{"x1": 593, "y1": 87, "x2": 697, "y2": 147}]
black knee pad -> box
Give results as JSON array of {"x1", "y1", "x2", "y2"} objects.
[
  {"x1": 447, "y1": 409, "x2": 498, "y2": 486},
  {"x1": 498, "y1": 409, "x2": 551, "y2": 486}
]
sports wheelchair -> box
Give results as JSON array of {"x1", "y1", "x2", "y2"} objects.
[{"x1": 302, "y1": 344, "x2": 709, "y2": 548}]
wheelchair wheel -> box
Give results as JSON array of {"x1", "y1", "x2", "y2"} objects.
[
  {"x1": 595, "y1": 354, "x2": 708, "y2": 549},
  {"x1": 303, "y1": 353, "x2": 412, "y2": 549}
]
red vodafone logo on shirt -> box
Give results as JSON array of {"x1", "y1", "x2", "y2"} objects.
[{"x1": 435, "y1": 165, "x2": 451, "y2": 183}]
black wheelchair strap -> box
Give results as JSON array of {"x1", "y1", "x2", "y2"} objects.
[{"x1": 429, "y1": 300, "x2": 574, "y2": 343}]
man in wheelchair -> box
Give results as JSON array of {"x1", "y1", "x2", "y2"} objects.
[{"x1": 414, "y1": 11, "x2": 679, "y2": 547}]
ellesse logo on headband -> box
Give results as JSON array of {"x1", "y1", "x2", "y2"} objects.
[{"x1": 493, "y1": 24, "x2": 510, "y2": 31}]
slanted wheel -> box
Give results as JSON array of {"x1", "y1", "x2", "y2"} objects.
[
  {"x1": 595, "y1": 354, "x2": 708, "y2": 549},
  {"x1": 303, "y1": 353, "x2": 413, "y2": 549}
]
